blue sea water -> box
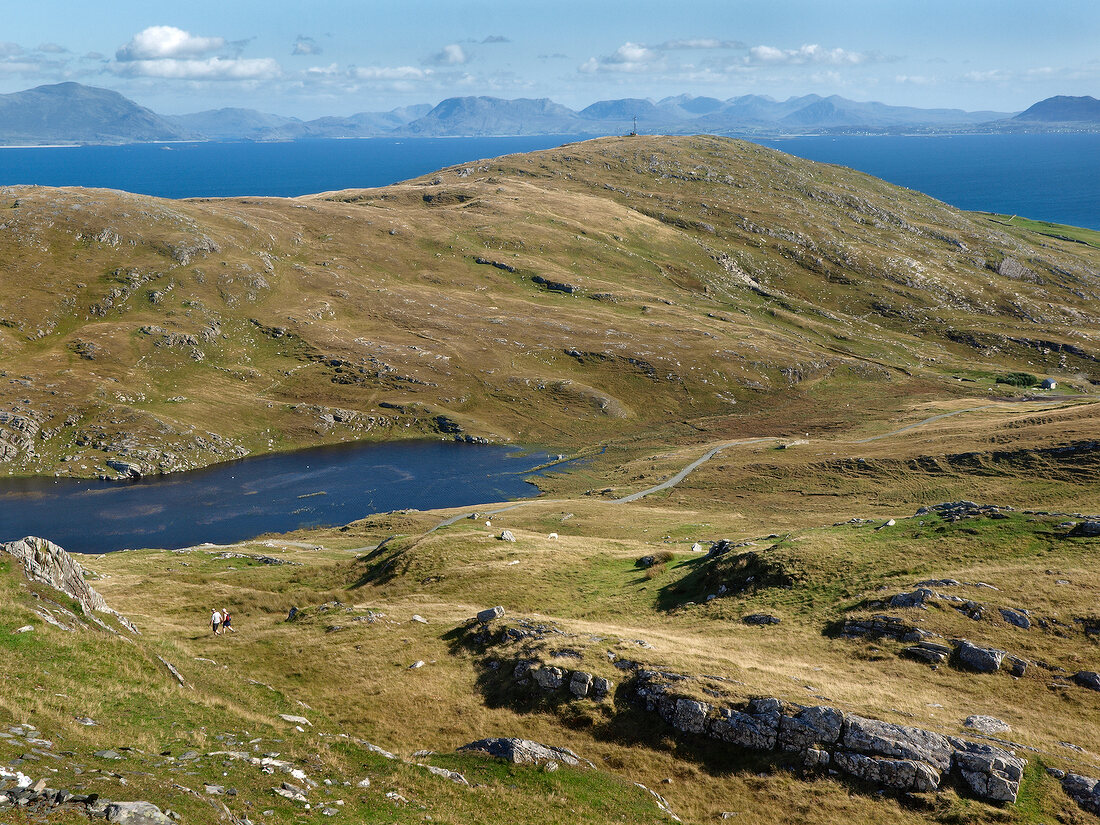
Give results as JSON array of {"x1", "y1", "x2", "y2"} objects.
[
  {"x1": 0, "y1": 133, "x2": 1097, "y2": 229},
  {"x1": 758, "y1": 133, "x2": 1100, "y2": 231},
  {"x1": 0, "y1": 136, "x2": 580, "y2": 199}
]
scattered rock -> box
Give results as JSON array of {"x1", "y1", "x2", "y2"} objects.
[
  {"x1": 12, "y1": 624, "x2": 34, "y2": 634},
  {"x1": 903, "y1": 641, "x2": 952, "y2": 665},
  {"x1": 890, "y1": 589, "x2": 935, "y2": 609},
  {"x1": 999, "y1": 608, "x2": 1031, "y2": 630},
  {"x1": 1073, "y1": 671, "x2": 1100, "y2": 691},
  {"x1": 742, "y1": 614, "x2": 780, "y2": 625},
  {"x1": 954, "y1": 641, "x2": 1006, "y2": 673},
  {"x1": 963, "y1": 715, "x2": 1011, "y2": 734},
  {"x1": 534, "y1": 666, "x2": 564, "y2": 690},
  {"x1": 499, "y1": 530, "x2": 516, "y2": 542},
  {"x1": 569, "y1": 671, "x2": 593, "y2": 698},
  {"x1": 411, "y1": 615, "x2": 428, "y2": 624},
  {"x1": 1068, "y1": 521, "x2": 1100, "y2": 537},
  {"x1": 278, "y1": 714, "x2": 312, "y2": 727},
  {"x1": 476, "y1": 606, "x2": 505, "y2": 624}
]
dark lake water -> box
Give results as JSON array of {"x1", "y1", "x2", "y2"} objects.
[
  {"x1": 0, "y1": 440, "x2": 561, "y2": 554},
  {"x1": 1, "y1": 133, "x2": 1097, "y2": 229}
]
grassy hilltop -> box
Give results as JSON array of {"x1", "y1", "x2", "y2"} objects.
[
  {"x1": 0, "y1": 135, "x2": 1098, "y2": 485},
  {"x1": 1, "y1": 136, "x2": 1099, "y2": 824}
]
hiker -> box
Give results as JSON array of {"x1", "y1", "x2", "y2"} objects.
[
  {"x1": 221, "y1": 608, "x2": 236, "y2": 633},
  {"x1": 211, "y1": 608, "x2": 222, "y2": 636}
]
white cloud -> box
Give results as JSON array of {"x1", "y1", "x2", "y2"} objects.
[
  {"x1": 353, "y1": 65, "x2": 432, "y2": 80},
  {"x1": 961, "y1": 68, "x2": 1012, "y2": 83},
  {"x1": 116, "y1": 26, "x2": 224, "y2": 61},
  {"x1": 36, "y1": 43, "x2": 68, "y2": 54},
  {"x1": 579, "y1": 41, "x2": 663, "y2": 74},
  {"x1": 293, "y1": 36, "x2": 322, "y2": 56},
  {"x1": 0, "y1": 42, "x2": 24, "y2": 58},
  {"x1": 111, "y1": 56, "x2": 280, "y2": 80},
  {"x1": 306, "y1": 63, "x2": 340, "y2": 76},
  {"x1": 895, "y1": 74, "x2": 934, "y2": 85},
  {"x1": 427, "y1": 44, "x2": 467, "y2": 66},
  {"x1": 746, "y1": 44, "x2": 869, "y2": 66}
]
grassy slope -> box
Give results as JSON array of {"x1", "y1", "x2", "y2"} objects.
[
  {"x1": 4, "y1": 498, "x2": 1097, "y2": 824},
  {"x1": 2, "y1": 135, "x2": 1099, "y2": 824},
  {"x1": 0, "y1": 135, "x2": 1097, "y2": 481}
]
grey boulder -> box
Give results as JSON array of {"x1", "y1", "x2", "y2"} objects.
[{"x1": 955, "y1": 640, "x2": 1006, "y2": 673}]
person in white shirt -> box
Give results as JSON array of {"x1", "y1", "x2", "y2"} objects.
[{"x1": 211, "y1": 608, "x2": 222, "y2": 635}]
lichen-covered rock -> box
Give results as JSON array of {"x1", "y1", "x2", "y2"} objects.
[
  {"x1": 832, "y1": 750, "x2": 941, "y2": 793},
  {"x1": 1068, "y1": 521, "x2": 1100, "y2": 537},
  {"x1": 841, "y1": 714, "x2": 953, "y2": 772},
  {"x1": 999, "y1": 608, "x2": 1030, "y2": 629},
  {"x1": 903, "y1": 641, "x2": 952, "y2": 664},
  {"x1": 458, "y1": 737, "x2": 586, "y2": 767},
  {"x1": 890, "y1": 588, "x2": 935, "y2": 608},
  {"x1": 955, "y1": 640, "x2": 1006, "y2": 673},
  {"x1": 951, "y1": 741, "x2": 1026, "y2": 803},
  {"x1": 778, "y1": 705, "x2": 844, "y2": 751}
]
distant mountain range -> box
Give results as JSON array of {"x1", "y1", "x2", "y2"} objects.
[{"x1": 1, "y1": 82, "x2": 1098, "y2": 146}]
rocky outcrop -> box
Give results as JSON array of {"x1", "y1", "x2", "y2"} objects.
[
  {"x1": 0, "y1": 536, "x2": 137, "y2": 633},
  {"x1": 1063, "y1": 773, "x2": 1100, "y2": 815},
  {"x1": 630, "y1": 669, "x2": 1027, "y2": 803},
  {"x1": 458, "y1": 737, "x2": 589, "y2": 767},
  {"x1": 955, "y1": 640, "x2": 1006, "y2": 673}
]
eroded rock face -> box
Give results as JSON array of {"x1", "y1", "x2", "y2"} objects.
[
  {"x1": 841, "y1": 715, "x2": 953, "y2": 772},
  {"x1": 832, "y1": 751, "x2": 940, "y2": 793}
]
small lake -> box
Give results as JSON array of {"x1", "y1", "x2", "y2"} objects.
[{"x1": 0, "y1": 440, "x2": 562, "y2": 554}]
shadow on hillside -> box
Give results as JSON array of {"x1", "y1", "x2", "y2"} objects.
[{"x1": 346, "y1": 538, "x2": 406, "y2": 589}]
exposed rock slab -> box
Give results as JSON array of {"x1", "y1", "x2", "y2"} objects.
[
  {"x1": 458, "y1": 737, "x2": 588, "y2": 767},
  {"x1": 1, "y1": 536, "x2": 137, "y2": 632}
]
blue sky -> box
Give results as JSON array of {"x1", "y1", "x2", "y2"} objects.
[{"x1": 2, "y1": 0, "x2": 1097, "y2": 117}]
